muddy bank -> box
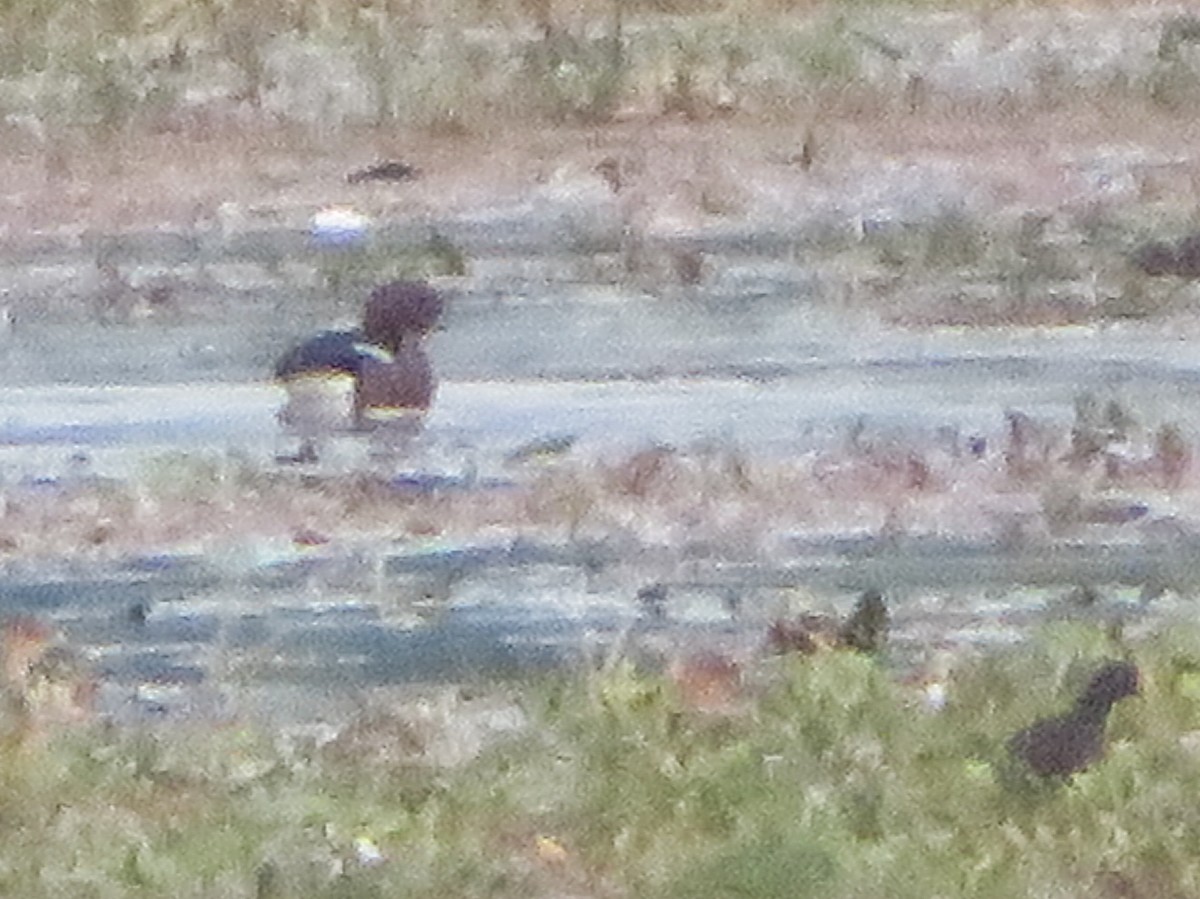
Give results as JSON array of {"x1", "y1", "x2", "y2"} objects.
[{"x1": 3, "y1": 6, "x2": 1200, "y2": 335}]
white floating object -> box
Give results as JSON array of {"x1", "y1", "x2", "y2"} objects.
[{"x1": 310, "y1": 207, "x2": 371, "y2": 246}]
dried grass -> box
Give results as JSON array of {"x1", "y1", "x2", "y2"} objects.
[{"x1": 0, "y1": 411, "x2": 1191, "y2": 562}]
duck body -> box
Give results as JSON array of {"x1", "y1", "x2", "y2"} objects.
[
  {"x1": 274, "y1": 329, "x2": 386, "y2": 381},
  {"x1": 354, "y1": 339, "x2": 436, "y2": 429},
  {"x1": 274, "y1": 281, "x2": 445, "y2": 463},
  {"x1": 356, "y1": 281, "x2": 443, "y2": 435},
  {"x1": 1008, "y1": 660, "x2": 1139, "y2": 778},
  {"x1": 275, "y1": 331, "x2": 394, "y2": 457}
]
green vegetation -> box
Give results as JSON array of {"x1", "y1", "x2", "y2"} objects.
[
  {"x1": 3, "y1": 622, "x2": 1200, "y2": 897},
  {"x1": 0, "y1": 0, "x2": 979, "y2": 139},
  {"x1": 316, "y1": 232, "x2": 469, "y2": 295},
  {"x1": 859, "y1": 204, "x2": 1200, "y2": 329}
]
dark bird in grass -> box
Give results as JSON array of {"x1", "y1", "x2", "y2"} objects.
[
  {"x1": 767, "y1": 589, "x2": 889, "y2": 656},
  {"x1": 347, "y1": 160, "x2": 419, "y2": 184},
  {"x1": 1008, "y1": 660, "x2": 1139, "y2": 779}
]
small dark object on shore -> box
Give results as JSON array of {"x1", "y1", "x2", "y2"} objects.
[
  {"x1": 1008, "y1": 660, "x2": 1139, "y2": 779},
  {"x1": 292, "y1": 528, "x2": 331, "y2": 547},
  {"x1": 347, "y1": 161, "x2": 419, "y2": 184},
  {"x1": 505, "y1": 434, "x2": 577, "y2": 465},
  {"x1": 128, "y1": 600, "x2": 151, "y2": 627},
  {"x1": 1132, "y1": 233, "x2": 1200, "y2": 279},
  {"x1": 1080, "y1": 500, "x2": 1150, "y2": 526},
  {"x1": 276, "y1": 444, "x2": 320, "y2": 466},
  {"x1": 1131, "y1": 240, "x2": 1177, "y2": 277},
  {"x1": 637, "y1": 583, "x2": 669, "y2": 620}
]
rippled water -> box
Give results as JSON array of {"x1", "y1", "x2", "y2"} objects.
[{"x1": 2, "y1": 259, "x2": 1199, "y2": 723}]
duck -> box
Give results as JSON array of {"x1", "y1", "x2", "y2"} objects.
[
  {"x1": 1007, "y1": 660, "x2": 1139, "y2": 779},
  {"x1": 766, "y1": 590, "x2": 889, "y2": 656},
  {"x1": 274, "y1": 280, "x2": 445, "y2": 463}
]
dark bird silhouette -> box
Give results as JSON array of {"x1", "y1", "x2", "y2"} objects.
[
  {"x1": 274, "y1": 281, "x2": 445, "y2": 463},
  {"x1": 767, "y1": 590, "x2": 889, "y2": 656},
  {"x1": 1008, "y1": 660, "x2": 1139, "y2": 779},
  {"x1": 346, "y1": 161, "x2": 419, "y2": 184}
]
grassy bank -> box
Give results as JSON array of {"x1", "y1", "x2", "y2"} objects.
[{"x1": 1, "y1": 621, "x2": 1199, "y2": 897}]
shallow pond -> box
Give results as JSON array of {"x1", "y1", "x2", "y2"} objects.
[{"x1": 1, "y1": 261, "x2": 1199, "y2": 724}]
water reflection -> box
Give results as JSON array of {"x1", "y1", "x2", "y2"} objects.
[{"x1": 0, "y1": 269, "x2": 1197, "y2": 723}]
